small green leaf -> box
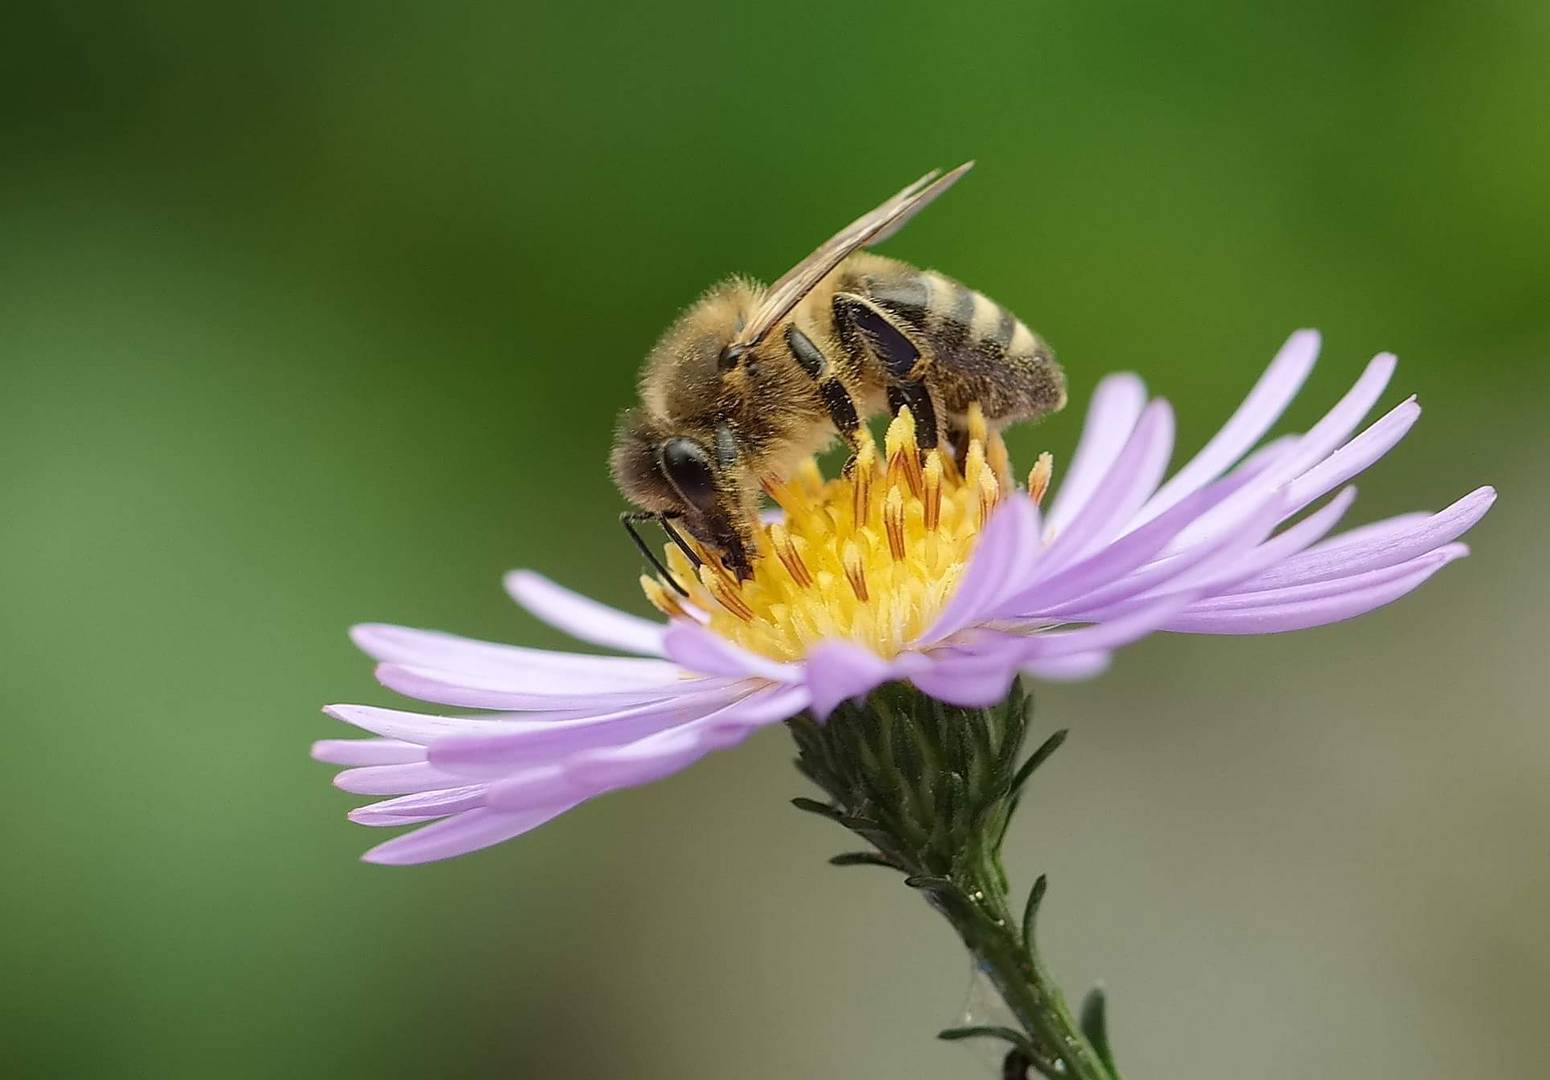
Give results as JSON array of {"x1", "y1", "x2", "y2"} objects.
[
  {"x1": 837, "y1": 813, "x2": 883, "y2": 832},
  {"x1": 1021, "y1": 873, "x2": 1048, "y2": 948},
  {"x1": 937, "y1": 1024, "x2": 1031, "y2": 1052},
  {"x1": 828, "y1": 851, "x2": 897, "y2": 869},
  {"x1": 790, "y1": 797, "x2": 842, "y2": 820},
  {"x1": 903, "y1": 874, "x2": 954, "y2": 892},
  {"x1": 1080, "y1": 986, "x2": 1119, "y2": 1075},
  {"x1": 1009, "y1": 729, "x2": 1069, "y2": 797}
]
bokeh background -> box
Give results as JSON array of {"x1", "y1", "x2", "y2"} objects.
[{"x1": 3, "y1": 2, "x2": 1546, "y2": 1076}]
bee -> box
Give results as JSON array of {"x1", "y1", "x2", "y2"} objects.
[{"x1": 611, "y1": 162, "x2": 1066, "y2": 585}]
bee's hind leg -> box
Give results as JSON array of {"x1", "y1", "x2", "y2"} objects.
[
  {"x1": 784, "y1": 324, "x2": 864, "y2": 473},
  {"x1": 833, "y1": 292, "x2": 942, "y2": 451}
]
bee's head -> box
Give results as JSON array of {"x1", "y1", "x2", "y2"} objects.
[{"x1": 610, "y1": 408, "x2": 755, "y2": 579}]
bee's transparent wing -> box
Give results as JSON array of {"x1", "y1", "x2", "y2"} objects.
[{"x1": 730, "y1": 161, "x2": 974, "y2": 350}]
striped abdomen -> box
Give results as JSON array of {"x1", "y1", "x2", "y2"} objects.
[{"x1": 849, "y1": 254, "x2": 1066, "y2": 424}]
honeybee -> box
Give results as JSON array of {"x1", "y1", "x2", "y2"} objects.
[{"x1": 611, "y1": 162, "x2": 1065, "y2": 585}]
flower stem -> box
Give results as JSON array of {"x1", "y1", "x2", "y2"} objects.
[
  {"x1": 788, "y1": 682, "x2": 1117, "y2": 1079},
  {"x1": 930, "y1": 855, "x2": 1113, "y2": 1079}
]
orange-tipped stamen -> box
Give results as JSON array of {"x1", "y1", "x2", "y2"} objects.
[
  {"x1": 884, "y1": 486, "x2": 908, "y2": 561},
  {"x1": 841, "y1": 539, "x2": 869, "y2": 601},
  {"x1": 700, "y1": 564, "x2": 755, "y2": 621},
  {"x1": 641, "y1": 574, "x2": 686, "y2": 619},
  {"x1": 977, "y1": 465, "x2": 1001, "y2": 530},
  {"x1": 922, "y1": 450, "x2": 944, "y2": 532},
  {"x1": 770, "y1": 523, "x2": 814, "y2": 588},
  {"x1": 1028, "y1": 452, "x2": 1053, "y2": 507},
  {"x1": 885, "y1": 408, "x2": 924, "y2": 498}
]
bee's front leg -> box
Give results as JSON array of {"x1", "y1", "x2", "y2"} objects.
[
  {"x1": 784, "y1": 324, "x2": 864, "y2": 473},
  {"x1": 832, "y1": 293, "x2": 942, "y2": 450}
]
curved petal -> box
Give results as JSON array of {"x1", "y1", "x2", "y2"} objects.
[
  {"x1": 1020, "y1": 591, "x2": 1204, "y2": 662},
  {"x1": 1044, "y1": 374, "x2": 1147, "y2": 537},
  {"x1": 1022, "y1": 651, "x2": 1112, "y2": 681},
  {"x1": 920, "y1": 496, "x2": 1041, "y2": 644},
  {"x1": 998, "y1": 452, "x2": 1269, "y2": 619},
  {"x1": 909, "y1": 649, "x2": 1021, "y2": 707},
  {"x1": 349, "y1": 785, "x2": 487, "y2": 825},
  {"x1": 1181, "y1": 486, "x2": 1358, "y2": 598},
  {"x1": 1269, "y1": 351, "x2": 1398, "y2": 481},
  {"x1": 1281, "y1": 398, "x2": 1419, "y2": 512},
  {"x1": 1163, "y1": 546, "x2": 1466, "y2": 634},
  {"x1": 483, "y1": 686, "x2": 808, "y2": 811},
  {"x1": 1167, "y1": 353, "x2": 1398, "y2": 551},
  {"x1": 333, "y1": 761, "x2": 468, "y2": 796},
  {"x1": 504, "y1": 570, "x2": 666, "y2": 656},
  {"x1": 1038, "y1": 400, "x2": 1174, "y2": 576},
  {"x1": 1135, "y1": 330, "x2": 1320, "y2": 524},
  {"x1": 1035, "y1": 489, "x2": 1293, "y2": 623},
  {"x1": 1239, "y1": 486, "x2": 1495, "y2": 593},
  {"x1": 662, "y1": 621, "x2": 800, "y2": 682},
  {"x1": 373, "y1": 661, "x2": 723, "y2": 712},
  {"x1": 351, "y1": 624, "x2": 680, "y2": 690},
  {"x1": 1180, "y1": 545, "x2": 1467, "y2": 614},
  {"x1": 323, "y1": 704, "x2": 525, "y2": 743},
  {"x1": 311, "y1": 738, "x2": 425, "y2": 766},
  {"x1": 803, "y1": 640, "x2": 903, "y2": 719},
  {"x1": 361, "y1": 804, "x2": 581, "y2": 866},
  {"x1": 425, "y1": 683, "x2": 750, "y2": 777},
  {"x1": 563, "y1": 685, "x2": 809, "y2": 788}
]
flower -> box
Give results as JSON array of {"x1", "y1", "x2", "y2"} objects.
[{"x1": 314, "y1": 330, "x2": 1494, "y2": 864}]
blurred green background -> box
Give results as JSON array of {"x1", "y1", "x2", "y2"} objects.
[{"x1": 3, "y1": 1, "x2": 1545, "y2": 1076}]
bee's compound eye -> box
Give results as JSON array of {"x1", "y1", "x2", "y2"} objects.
[{"x1": 658, "y1": 437, "x2": 719, "y2": 510}]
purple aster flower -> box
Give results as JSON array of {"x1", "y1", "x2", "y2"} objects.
[{"x1": 314, "y1": 330, "x2": 1493, "y2": 865}]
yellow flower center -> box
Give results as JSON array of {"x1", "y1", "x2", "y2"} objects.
[{"x1": 640, "y1": 406, "x2": 1052, "y2": 662}]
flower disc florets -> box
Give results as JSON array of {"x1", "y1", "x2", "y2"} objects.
[{"x1": 642, "y1": 406, "x2": 1050, "y2": 661}]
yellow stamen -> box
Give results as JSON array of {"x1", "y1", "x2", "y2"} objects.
[
  {"x1": 922, "y1": 450, "x2": 944, "y2": 532},
  {"x1": 884, "y1": 486, "x2": 908, "y2": 561},
  {"x1": 842, "y1": 539, "x2": 869, "y2": 601},
  {"x1": 977, "y1": 464, "x2": 1001, "y2": 529},
  {"x1": 885, "y1": 407, "x2": 924, "y2": 498},
  {"x1": 1028, "y1": 451, "x2": 1053, "y2": 508},
  {"x1": 700, "y1": 564, "x2": 754, "y2": 621},
  {"x1": 852, "y1": 456, "x2": 873, "y2": 528},
  {"x1": 640, "y1": 574, "x2": 686, "y2": 619},
  {"x1": 640, "y1": 402, "x2": 1056, "y2": 661},
  {"x1": 963, "y1": 439, "x2": 987, "y2": 495},
  {"x1": 795, "y1": 456, "x2": 825, "y2": 497},
  {"x1": 770, "y1": 523, "x2": 814, "y2": 588}
]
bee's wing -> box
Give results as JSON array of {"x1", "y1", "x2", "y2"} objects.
[{"x1": 730, "y1": 161, "x2": 974, "y2": 350}]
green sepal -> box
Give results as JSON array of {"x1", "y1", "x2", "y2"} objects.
[
  {"x1": 1080, "y1": 986, "x2": 1119, "y2": 1076},
  {"x1": 828, "y1": 851, "x2": 898, "y2": 869},
  {"x1": 789, "y1": 796, "x2": 842, "y2": 820},
  {"x1": 1008, "y1": 728, "x2": 1068, "y2": 799},
  {"x1": 937, "y1": 1024, "x2": 1036, "y2": 1056},
  {"x1": 1022, "y1": 873, "x2": 1048, "y2": 949}
]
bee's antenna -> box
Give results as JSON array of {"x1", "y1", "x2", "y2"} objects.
[{"x1": 620, "y1": 512, "x2": 689, "y2": 597}]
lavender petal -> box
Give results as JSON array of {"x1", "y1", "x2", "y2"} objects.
[{"x1": 504, "y1": 570, "x2": 667, "y2": 656}]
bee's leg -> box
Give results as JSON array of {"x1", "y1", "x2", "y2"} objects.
[
  {"x1": 886, "y1": 381, "x2": 941, "y2": 450},
  {"x1": 832, "y1": 293, "x2": 941, "y2": 450},
  {"x1": 947, "y1": 423, "x2": 972, "y2": 466},
  {"x1": 784, "y1": 325, "x2": 863, "y2": 472},
  {"x1": 619, "y1": 511, "x2": 691, "y2": 597}
]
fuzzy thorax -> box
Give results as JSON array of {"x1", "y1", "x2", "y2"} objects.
[{"x1": 641, "y1": 407, "x2": 1053, "y2": 662}]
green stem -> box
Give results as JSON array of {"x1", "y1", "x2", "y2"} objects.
[
  {"x1": 790, "y1": 682, "x2": 1119, "y2": 1079},
  {"x1": 935, "y1": 852, "x2": 1113, "y2": 1079}
]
